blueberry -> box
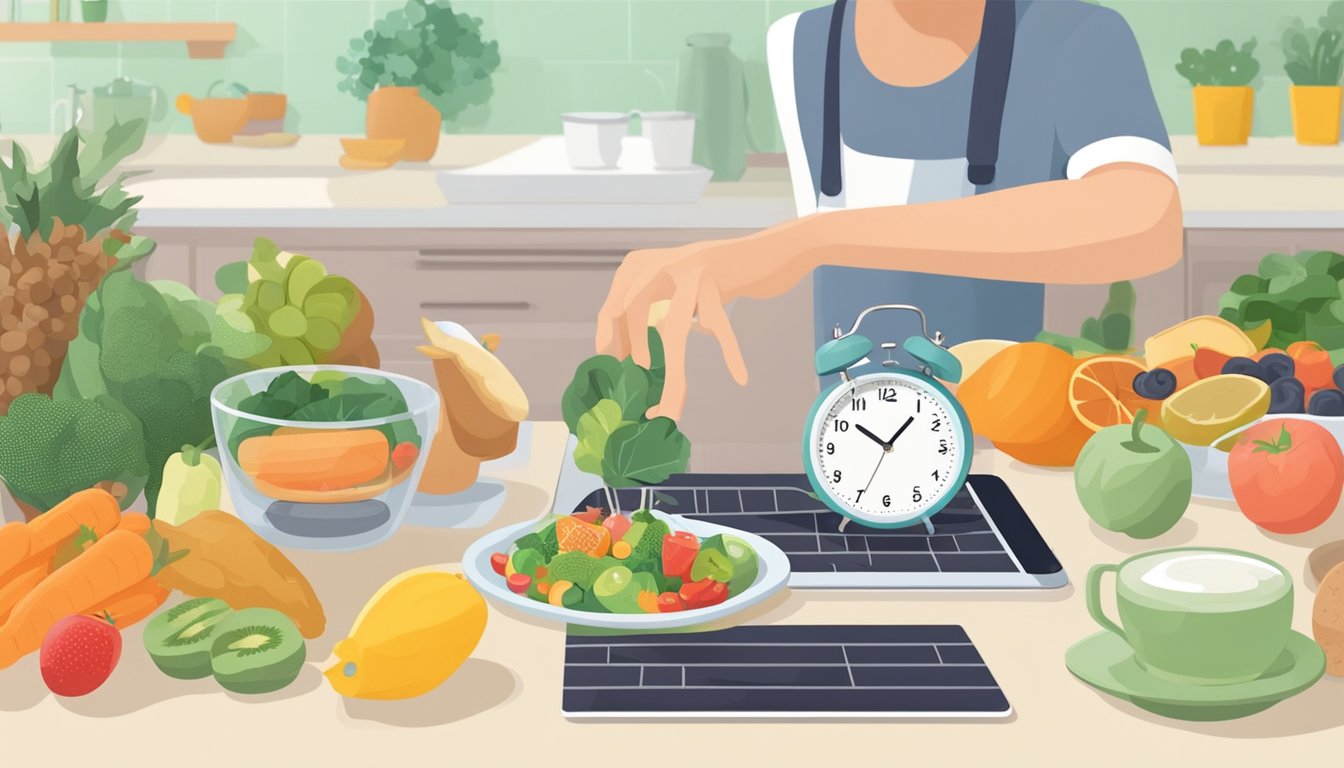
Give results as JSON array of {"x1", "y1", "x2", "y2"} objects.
[
  {"x1": 1222, "y1": 356, "x2": 1267, "y2": 382},
  {"x1": 1132, "y1": 368, "x2": 1177, "y2": 400},
  {"x1": 1334, "y1": 363, "x2": 1344, "y2": 390},
  {"x1": 1268, "y1": 377, "x2": 1306, "y2": 414},
  {"x1": 1257, "y1": 353, "x2": 1294, "y2": 384},
  {"x1": 1308, "y1": 388, "x2": 1344, "y2": 417}
]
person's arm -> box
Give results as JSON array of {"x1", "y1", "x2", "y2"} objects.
[{"x1": 597, "y1": 163, "x2": 1180, "y2": 420}]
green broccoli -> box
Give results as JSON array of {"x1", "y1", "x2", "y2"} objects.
[
  {"x1": 539, "y1": 521, "x2": 560, "y2": 560},
  {"x1": 547, "y1": 552, "x2": 620, "y2": 590},
  {"x1": 0, "y1": 393, "x2": 148, "y2": 513},
  {"x1": 632, "y1": 518, "x2": 670, "y2": 564}
]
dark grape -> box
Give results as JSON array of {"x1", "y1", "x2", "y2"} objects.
[
  {"x1": 1132, "y1": 368, "x2": 1176, "y2": 399},
  {"x1": 1334, "y1": 363, "x2": 1344, "y2": 390},
  {"x1": 1221, "y1": 356, "x2": 1267, "y2": 382},
  {"x1": 1308, "y1": 388, "x2": 1344, "y2": 417},
  {"x1": 1268, "y1": 377, "x2": 1306, "y2": 414},
  {"x1": 1257, "y1": 353, "x2": 1294, "y2": 384}
]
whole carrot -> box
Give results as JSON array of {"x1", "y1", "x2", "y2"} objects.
[
  {"x1": 0, "y1": 562, "x2": 49, "y2": 624},
  {"x1": 94, "y1": 578, "x2": 170, "y2": 628},
  {"x1": 0, "y1": 523, "x2": 29, "y2": 577},
  {"x1": 0, "y1": 529, "x2": 157, "y2": 669},
  {"x1": 0, "y1": 489, "x2": 120, "y2": 581},
  {"x1": 114, "y1": 513, "x2": 151, "y2": 536}
]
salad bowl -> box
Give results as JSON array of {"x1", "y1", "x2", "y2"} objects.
[
  {"x1": 463, "y1": 508, "x2": 790, "y2": 630},
  {"x1": 1185, "y1": 413, "x2": 1344, "y2": 500}
]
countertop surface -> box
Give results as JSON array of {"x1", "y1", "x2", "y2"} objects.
[
  {"x1": 7, "y1": 134, "x2": 1343, "y2": 231},
  {"x1": 1, "y1": 421, "x2": 1339, "y2": 766}
]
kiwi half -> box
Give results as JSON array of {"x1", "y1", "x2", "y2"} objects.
[
  {"x1": 143, "y1": 598, "x2": 234, "y2": 680},
  {"x1": 209, "y1": 608, "x2": 307, "y2": 695}
]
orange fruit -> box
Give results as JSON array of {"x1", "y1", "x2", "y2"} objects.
[
  {"x1": 1068, "y1": 356, "x2": 1165, "y2": 432},
  {"x1": 555, "y1": 517, "x2": 611, "y2": 557},
  {"x1": 957, "y1": 342, "x2": 1079, "y2": 444},
  {"x1": 994, "y1": 414, "x2": 1094, "y2": 467}
]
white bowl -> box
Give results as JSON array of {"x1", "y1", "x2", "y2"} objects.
[
  {"x1": 463, "y1": 509, "x2": 790, "y2": 630},
  {"x1": 1186, "y1": 413, "x2": 1344, "y2": 500}
]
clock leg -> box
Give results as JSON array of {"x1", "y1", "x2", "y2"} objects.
[{"x1": 838, "y1": 516, "x2": 850, "y2": 533}]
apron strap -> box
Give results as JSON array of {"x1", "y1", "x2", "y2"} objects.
[
  {"x1": 966, "y1": 0, "x2": 1018, "y2": 187},
  {"x1": 818, "y1": 0, "x2": 1018, "y2": 196},
  {"x1": 819, "y1": 0, "x2": 849, "y2": 198}
]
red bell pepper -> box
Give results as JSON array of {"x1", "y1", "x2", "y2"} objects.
[
  {"x1": 657, "y1": 592, "x2": 686, "y2": 612},
  {"x1": 662, "y1": 531, "x2": 700, "y2": 579},
  {"x1": 678, "y1": 579, "x2": 728, "y2": 610}
]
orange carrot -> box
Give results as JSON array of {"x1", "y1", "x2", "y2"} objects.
[
  {"x1": 0, "y1": 489, "x2": 120, "y2": 581},
  {"x1": 93, "y1": 578, "x2": 170, "y2": 628},
  {"x1": 0, "y1": 523, "x2": 30, "y2": 577},
  {"x1": 0, "y1": 562, "x2": 49, "y2": 625},
  {"x1": 0, "y1": 529, "x2": 156, "y2": 669},
  {"x1": 114, "y1": 513, "x2": 151, "y2": 536}
]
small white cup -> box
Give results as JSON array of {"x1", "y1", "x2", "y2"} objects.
[
  {"x1": 561, "y1": 112, "x2": 629, "y2": 169},
  {"x1": 639, "y1": 111, "x2": 696, "y2": 170}
]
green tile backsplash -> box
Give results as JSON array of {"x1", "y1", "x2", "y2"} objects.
[{"x1": 0, "y1": 0, "x2": 1335, "y2": 141}]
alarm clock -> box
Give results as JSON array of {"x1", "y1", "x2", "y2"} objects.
[{"x1": 803, "y1": 304, "x2": 973, "y2": 532}]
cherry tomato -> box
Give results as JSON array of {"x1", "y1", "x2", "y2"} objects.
[
  {"x1": 490, "y1": 552, "x2": 509, "y2": 576},
  {"x1": 1229, "y1": 418, "x2": 1343, "y2": 533},
  {"x1": 507, "y1": 573, "x2": 532, "y2": 594},
  {"x1": 657, "y1": 592, "x2": 686, "y2": 612}
]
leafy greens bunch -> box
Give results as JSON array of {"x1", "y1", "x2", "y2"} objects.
[
  {"x1": 1037, "y1": 281, "x2": 1136, "y2": 356},
  {"x1": 1280, "y1": 3, "x2": 1344, "y2": 86},
  {"x1": 54, "y1": 236, "x2": 249, "y2": 516},
  {"x1": 1217, "y1": 250, "x2": 1344, "y2": 359},
  {"x1": 1176, "y1": 38, "x2": 1260, "y2": 87},
  {"x1": 562, "y1": 328, "x2": 690, "y2": 510}
]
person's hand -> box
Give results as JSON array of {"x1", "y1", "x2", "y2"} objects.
[{"x1": 596, "y1": 240, "x2": 751, "y2": 421}]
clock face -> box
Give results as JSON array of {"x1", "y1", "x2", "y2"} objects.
[{"x1": 808, "y1": 375, "x2": 967, "y2": 525}]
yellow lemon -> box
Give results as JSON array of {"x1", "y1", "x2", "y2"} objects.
[
  {"x1": 325, "y1": 570, "x2": 487, "y2": 700},
  {"x1": 1244, "y1": 319, "x2": 1273, "y2": 351},
  {"x1": 1159, "y1": 374, "x2": 1270, "y2": 447},
  {"x1": 1143, "y1": 316, "x2": 1256, "y2": 369}
]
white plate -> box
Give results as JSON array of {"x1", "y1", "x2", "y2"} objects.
[
  {"x1": 1187, "y1": 413, "x2": 1344, "y2": 500},
  {"x1": 463, "y1": 509, "x2": 790, "y2": 630}
]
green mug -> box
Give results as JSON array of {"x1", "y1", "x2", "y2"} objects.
[{"x1": 1086, "y1": 547, "x2": 1293, "y2": 685}]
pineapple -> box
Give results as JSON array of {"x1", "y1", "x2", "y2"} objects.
[{"x1": 0, "y1": 121, "x2": 146, "y2": 414}]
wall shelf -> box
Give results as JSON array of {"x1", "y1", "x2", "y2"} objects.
[{"x1": 0, "y1": 22, "x2": 236, "y2": 58}]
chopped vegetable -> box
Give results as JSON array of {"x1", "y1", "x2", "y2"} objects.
[
  {"x1": 573, "y1": 506, "x2": 604, "y2": 525},
  {"x1": 602, "y1": 514, "x2": 632, "y2": 542},
  {"x1": 507, "y1": 573, "x2": 531, "y2": 594},
  {"x1": 657, "y1": 592, "x2": 685, "y2": 613},
  {"x1": 238, "y1": 428, "x2": 391, "y2": 493},
  {"x1": 390, "y1": 442, "x2": 420, "y2": 472},
  {"x1": 662, "y1": 531, "x2": 700, "y2": 580},
  {"x1": 679, "y1": 579, "x2": 728, "y2": 610},
  {"x1": 690, "y1": 547, "x2": 733, "y2": 583},
  {"x1": 490, "y1": 552, "x2": 508, "y2": 576},
  {"x1": 612, "y1": 540, "x2": 632, "y2": 559}
]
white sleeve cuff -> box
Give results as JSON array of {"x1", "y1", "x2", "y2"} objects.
[{"x1": 1065, "y1": 136, "x2": 1179, "y2": 186}]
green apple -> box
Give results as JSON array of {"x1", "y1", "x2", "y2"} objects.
[{"x1": 1074, "y1": 409, "x2": 1192, "y2": 538}]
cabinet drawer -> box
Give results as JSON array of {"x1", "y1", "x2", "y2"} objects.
[{"x1": 195, "y1": 247, "x2": 622, "y2": 340}]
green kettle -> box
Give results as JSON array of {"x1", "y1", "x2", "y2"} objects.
[{"x1": 675, "y1": 33, "x2": 748, "y2": 181}]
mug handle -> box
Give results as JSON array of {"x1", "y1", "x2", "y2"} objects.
[{"x1": 1085, "y1": 563, "x2": 1127, "y2": 642}]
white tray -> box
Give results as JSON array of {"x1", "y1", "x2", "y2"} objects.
[{"x1": 437, "y1": 137, "x2": 712, "y2": 204}]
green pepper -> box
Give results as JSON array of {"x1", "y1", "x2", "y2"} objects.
[{"x1": 157, "y1": 436, "x2": 223, "y2": 525}]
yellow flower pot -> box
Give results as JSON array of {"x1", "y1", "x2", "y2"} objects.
[
  {"x1": 1290, "y1": 85, "x2": 1342, "y2": 145},
  {"x1": 1192, "y1": 85, "x2": 1254, "y2": 145}
]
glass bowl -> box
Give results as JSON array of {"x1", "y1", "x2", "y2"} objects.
[{"x1": 210, "y1": 365, "x2": 439, "y2": 551}]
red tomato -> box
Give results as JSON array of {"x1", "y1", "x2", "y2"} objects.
[
  {"x1": 1229, "y1": 418, "x2": 1343, "y2": 534},
  {"x1": 657, "y1": 592, "x2": 686, "y2": 612},
  {"x1": 490, "y1": 552, "x2": 509, "y2": 576},
  {"x1": 390, "y1": 442, "x2": 420, "y2": 472},
  {"x1": 573, "y1": 506, "x2": 604, "y2": 524},
  {"x1": 507, "y1": 573, "x2": 532, "y2": 594}
]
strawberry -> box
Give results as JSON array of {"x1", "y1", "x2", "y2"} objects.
[{"x1": 40, "y1": 614, "x2": 122, "y2": 697}]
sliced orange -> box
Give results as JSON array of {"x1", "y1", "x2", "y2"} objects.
[
  {"x1": 1068, "y1": 356, "x2": 1165, "y2": 432},
  {"x1": 556, "y1": 516, "x2": 611, "y2": 557}
]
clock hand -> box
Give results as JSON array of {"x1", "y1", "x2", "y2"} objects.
[
  {"x1": 855, "y1": 423, "x2": 887, "y2": 449},
  {"x1": 860, "y1": 450, "x2": 888, "y2": 500},
  {"x1": 885, "y1": 417, "x2": 916, "y2": 448}
]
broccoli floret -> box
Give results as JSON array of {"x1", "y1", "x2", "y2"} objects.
[
  {"x1": 539, "y1": 521, "x2": 560, "y2": 560},
  {"x1": 0, "y1": 393, "x2": 148, "y2": 512},
  {"x1": 546, "y1": 552, "x2": 607, "y2": 590},
  {"x1": 632, "y1": 518, "x2": 670, "y2": 564}
]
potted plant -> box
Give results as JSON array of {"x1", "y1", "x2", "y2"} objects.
[
  {"x1": 337, "y1": 0, "x2": 501, "y2": 162},
  {"x1": 562, "y1": 329, "x2": 691, "y2": 517},
  {"x1": 1280, "y1": 3, "x2": 1344, "y2": 145},
  {"x1": 1176, "y1": 38, "x2": 1261, "y2": 145}
]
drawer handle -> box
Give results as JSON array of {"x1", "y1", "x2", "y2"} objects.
[{"x1": 419, "y1": 301, "x2": 533, "y2": 311}]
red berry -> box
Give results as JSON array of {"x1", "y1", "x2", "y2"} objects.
[{"x1": 40, "y1": 614, "x2": 121, "y2": 697}]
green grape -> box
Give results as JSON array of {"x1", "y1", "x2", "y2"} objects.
[
  {"x1": 268, "y1": 305, "x2": 309, "y2": 338},
  {"x1": 257, "y1": 280, "x2": 286, "y2": 312},
  {"x1": 303, "y1": 317, "x2": 343, "y2": 352},
  {"x1": 285, "y1": 258, "x2": 327, "y2": 307}
]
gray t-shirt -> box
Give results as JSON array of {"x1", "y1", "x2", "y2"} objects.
[{"x1": 773, "y1": 0, "x2": 1173, "y2": 360}]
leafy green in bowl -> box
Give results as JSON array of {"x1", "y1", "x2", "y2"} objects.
[{"x1": 1218, "y1": 250, "x2": 1344, "y2": 362}]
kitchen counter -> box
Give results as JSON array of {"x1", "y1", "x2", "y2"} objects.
[
  {"x1": 7, "y1": 134, "x2": 1344, "y2": 230},
  {"x1": 1, "y1": 421, "x2": 1340, "y2": 766}
]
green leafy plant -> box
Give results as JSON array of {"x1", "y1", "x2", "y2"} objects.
[
  {"x1": 1217, "y1": 250, "x2": 1344, "y2": 359},
  {"x1": 562, "y1": 329, "x2": 690, "y2": 513},
  {"x1": 0, "y1": 121, "x2": 146, "y2": 239},
  {"x1": 1176, "y1": 39, "x2": 1261, "y2": 86},
  {"x1": 1280, "y1": 3, "x2": 1344, "y2": 86},
  {"x1": 1037, "y1": 281, "x2": 1136, "y2": 356},
  {"x1": 336, "y1": 0, "x2": 501, "y2": 124}
]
